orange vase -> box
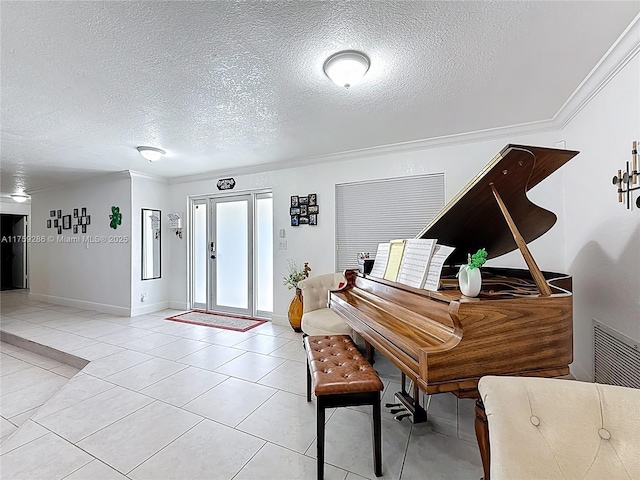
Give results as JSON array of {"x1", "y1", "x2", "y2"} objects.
[{"x1": 287, "y1": 288, "x2": 304, "y2": 332}]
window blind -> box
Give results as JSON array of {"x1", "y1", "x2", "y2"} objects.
[{"x1": 336, "y1": 174, "x2": 445, "y2": 271}]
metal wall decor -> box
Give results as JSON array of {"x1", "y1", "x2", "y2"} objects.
[
  {"x1": 217, "y1": 178, "x2": 236, "y2": 190},
  {"x1": 613, "y1": 140, "x2": 640, "y2": 209},
  {"x1": 290, "y1": 194, "x2": 318, "y2": 226}
]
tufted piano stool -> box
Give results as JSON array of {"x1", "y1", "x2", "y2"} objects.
[
  {"x1": 304, "y1": 335, "x2": 384, "y2": 479},
  {"x1": 476, "y1": 375, "x2": 640, "y2": 480}
]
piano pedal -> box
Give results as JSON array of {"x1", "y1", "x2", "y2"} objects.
[
  {"x1": 389, "y1": 408, "x2": 405, "y2": 415},
  {"x1": 394, "y1": 413, "x2": 411, "y2": 422},
  {"x1": 385, "y1": 402, "x2": 402, "y2": 409}
]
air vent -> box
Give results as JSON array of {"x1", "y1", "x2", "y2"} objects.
[{"x1": 594, "y1": 319, "x2": 640, "y2": 389}]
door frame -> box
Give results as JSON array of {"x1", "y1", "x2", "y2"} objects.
[
  {"x1": 188, "y1": 189, "x2": 272, "y2": 318},
  {"x1": 0, "y1": 214, "x2": 29, "y2": 290}
]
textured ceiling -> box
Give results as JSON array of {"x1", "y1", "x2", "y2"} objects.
[{"x1": 1, "y1": 1, "x2": 639, "y2": 193}]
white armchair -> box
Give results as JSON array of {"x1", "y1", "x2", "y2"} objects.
[
  {"x1": 476, "y1": 375, "x2": 640, "y2": 480},
  {"x1": 298, "y1": 273, "x2": 352, "y2": 337}
]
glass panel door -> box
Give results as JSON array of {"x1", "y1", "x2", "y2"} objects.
[{"x1": 210, "y1": 195, "x2": 253, "y2": 316}]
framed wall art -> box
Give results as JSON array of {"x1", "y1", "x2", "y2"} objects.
[{"x1": 290, "y1": 194, "x2": 318, "y2": 226}]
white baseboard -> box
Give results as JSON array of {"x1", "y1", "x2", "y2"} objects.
[
  {"x1": 570, "y1": 362, "x2": 592, "y2": 382},
  {"x1": 169, "y1": 301, "x2": 189, "y2": 311},
  {"x1": 271, "y1": 314, "x2": 289, "y2": 327},
  {"x1": 131, "y1": 301, "x2": 170, "y2": 317},
  {"x1": 29, "y1": 293, "x2": 131, "y2": 317}
]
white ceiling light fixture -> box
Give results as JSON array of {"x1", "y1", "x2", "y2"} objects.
[
  {"x1": 323, "y1": 50, "x2": 370, "y2": 89},
  {"x1": 10, "y1": 192, "x2": 30, "y2": 203},
  {"x1": 137, "y1": 146, "x2": 166, "y2": 162}
]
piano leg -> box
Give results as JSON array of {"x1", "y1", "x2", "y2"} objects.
[
  {"x1": 365, "y1": 342, "x2": 375, "y2": 364},
  {"x1": 475, "y1": 399, "x2": 491, "y2": 480}
]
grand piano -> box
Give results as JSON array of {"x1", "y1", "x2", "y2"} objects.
[{"x1": 328, "y1": 144, "x2": 578, "y2": 423}]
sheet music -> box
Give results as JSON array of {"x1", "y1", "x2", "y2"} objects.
[
  {"x1": 383, "y1": 239, "x2": 406, "y2": 282},
  {"x1": 396, "y1": 239, "x2": 437, "y2": 288},
  {"x1": 424, "y1": 244, "x2": 456, "y2": 291},
  {"x1": 369, "y1": 243, "x2": 390, "y2": 278}
]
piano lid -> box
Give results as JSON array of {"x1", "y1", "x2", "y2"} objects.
[{"x1": 417, "y1": 144, "x2": 579, "y2": 266}]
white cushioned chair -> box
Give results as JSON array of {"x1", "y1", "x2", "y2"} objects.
[
  {"x1": 298, "y1": 273, "x2": 352, "y2": 337},
  {"x1": 477, "y1": 375, "x2": 640, "y2": 480}
]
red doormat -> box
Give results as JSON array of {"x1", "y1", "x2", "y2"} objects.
[{"x1": 166, "y1": 311, "x2": 267, "y2": 332}]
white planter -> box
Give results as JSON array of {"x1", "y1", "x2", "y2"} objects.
[{"x1": 458, "y1": 265, "x2": 482, "y2": 297}]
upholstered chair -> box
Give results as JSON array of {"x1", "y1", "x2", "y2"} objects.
[
  {"x1": 476, "y1": 375, "x2": 640, "y2": 480},
  {"x1": 298, "y1": 273, "x2": 352, "y2": 337}
]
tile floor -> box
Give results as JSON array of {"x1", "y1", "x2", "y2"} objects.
[{"x1": 0, "y1": 290, "x2": 483, "y2": 479}]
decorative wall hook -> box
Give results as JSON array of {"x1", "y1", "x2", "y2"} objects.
[
  {"x1": 167, "y1": 212, "x2": 183, "y2": 238},
  {"x1": 612, "y1": 141, "x2": 640, "y2": 209}
]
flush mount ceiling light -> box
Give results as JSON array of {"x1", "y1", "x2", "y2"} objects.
[
  {"x1": 323, "y1": 50, "x2": 370, "y2": 88},
  {"x1": 10, "y1": 192, "x2": 29, "y2": 203},
  {"x1": 137, "y1": 146, "x2": 166, "y2": 162}
]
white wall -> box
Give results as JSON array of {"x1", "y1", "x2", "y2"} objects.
[
  {"x1": 130, "y1": 174, "x2": 171, "y2": 315},
  {"x1": 168, "y1": 129, "x2": 563, "y2": 324},
  {"x1": 560, "y1": 52, "x2": 640, "y2": 381},
  {"x1": 29, "y1": 173, "x2": 132, "y2": 315}
]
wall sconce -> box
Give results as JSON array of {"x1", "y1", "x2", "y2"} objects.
[
  {"x1": 612, "y1": 141, "x2": 640, "y2": 209},
  {"x1": 167, "y1": 212, "x2": 183, "y2": 238}
]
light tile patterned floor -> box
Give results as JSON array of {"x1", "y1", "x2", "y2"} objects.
[{"x1": 0, "y1": 290, "x2": 482, "y2": 479}]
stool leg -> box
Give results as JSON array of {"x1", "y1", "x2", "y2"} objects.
[
  {"x1": 372, "y1": 392, "x2": 382, "y2": 477},
  {"x1": 317, "y1": 397, "x2": 325, "y2": 480},
  {"x1": 306, "y1": 361, "x2": 312, "y2": 402}
]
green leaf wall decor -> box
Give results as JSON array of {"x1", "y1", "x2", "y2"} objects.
[{"x1": 109, "y1": 206, "x2": 122, "y2": 229}]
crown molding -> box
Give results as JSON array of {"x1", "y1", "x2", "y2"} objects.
[
  {"x1": 169, "y1": 118, "x2": 558, "y2": 185},
  {"x1": 27, "y1": 170, "x2": 134, "y2": 195},
  {"x1": 554, "y1": 12, "x2": 640, "y2": 128},
  {"x1": 129, "y1": 170, "x2": 170, "y2": 184}
]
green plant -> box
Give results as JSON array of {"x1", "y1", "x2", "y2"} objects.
[
  {"x1": 467, "y1": 248, "x2": 488, "y2": 270},
  {"x1": 283, "y1": 260, "x2": 311, "y2": 290},
  {"x1": 456, "y1": 248, "x2": 487, "y2": 278}
]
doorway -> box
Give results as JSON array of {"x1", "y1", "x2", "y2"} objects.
[
  {"x1": 191, "y1": 191, "x2": 272, "y2": 318},
  {"x1": 1, "y1": 214, "x2": 28, "y2": 290}
]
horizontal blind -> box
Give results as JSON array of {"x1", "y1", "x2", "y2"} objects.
[{"x1": 336, "y1": 174, "x2": 445, "y2": 271}]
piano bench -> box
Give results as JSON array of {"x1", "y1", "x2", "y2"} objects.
[{"x1": 304, "y1": 335, "x2": 384, "y2": 480}]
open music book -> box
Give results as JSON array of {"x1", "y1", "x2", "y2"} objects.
[{"x1": 369, "y1": 239, "x2": 454, "y2": 291}]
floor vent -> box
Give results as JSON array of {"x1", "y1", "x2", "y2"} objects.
[{"x1": 594, "y1": 320, "x2": 640, "y2": 389}]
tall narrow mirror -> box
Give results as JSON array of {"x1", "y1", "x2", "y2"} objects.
[{"x1": 142, "y1": 209, "x2": 161, "y2": 280}]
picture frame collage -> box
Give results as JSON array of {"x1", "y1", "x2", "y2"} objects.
[
  {"x1": 47, "y1": 207, "x2": 90, "y2": 234},
  {"x1": 290, "y1": 194, "x2": 318, "y2": 226}
]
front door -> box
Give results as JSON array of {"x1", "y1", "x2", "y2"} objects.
[{"x1": 209, "y1": 194, "x2": 253, "y2": 317}]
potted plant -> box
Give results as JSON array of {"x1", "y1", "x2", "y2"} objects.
[
  {"x1": 457, "y1": 248, "x2": 487, "y2": 297},
  {"x1": 283, "y1": 260, "x2": 311, "y2": 331}
]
